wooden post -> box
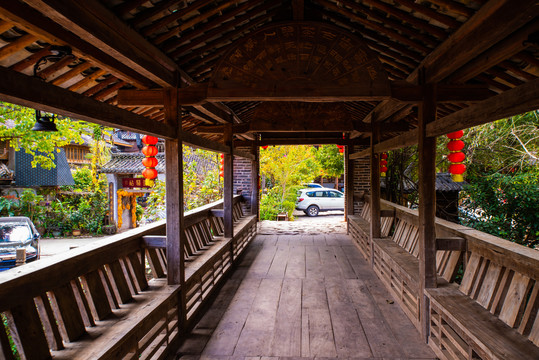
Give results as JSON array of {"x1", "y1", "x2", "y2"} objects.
[
  {"x1": 251, "y1": 142, "x2": 259, "y2": 218},
  {"x1": 370, "y1": 123, "x2": 381, "y2": 266},
  {"x1": 164, "y1": 85, "x2": 187, "y2": 328},
  {"x1": 345, "y1": 144, "x2": 354, "y2": 219},
  {"x1": 15, "y1": 248, "x2": 26, "y2": 266},
  {"x1": 223, "y1": 124, "x2": 234, "y2": 238},
  {"x1": 418, "y1": 82, "x2": 438, "y2": 340}
]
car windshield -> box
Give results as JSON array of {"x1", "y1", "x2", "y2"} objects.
[{"x1": 0, "y1": 223, "x2": 31, "y2": 243}]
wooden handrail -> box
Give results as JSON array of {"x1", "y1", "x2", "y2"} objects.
[
  {"x1": 379, "y1": 198, "x2": 539, "y2": 279},
  {"x1": 0, "y1": 220, "x2": 165, "y2": 311}
]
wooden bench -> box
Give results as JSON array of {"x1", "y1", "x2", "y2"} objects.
[
  {"x1": 348, "y1": 195, "x2": 395, "y2": 260},
  {"x1": 371, "y1": 201, "x2": 464, "y2": 328},
  {"x1": 143, "y1": 195, "x2": 257, "y2": 327},
  {"x1": 0, "y1": 196, "x2": 257, "y2": 360},
  {"x1": 425, "y1": 231, "x2": 539, "y2": 360}
]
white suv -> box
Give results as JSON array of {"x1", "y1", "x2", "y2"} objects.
[{"x1": 295, "y1": 188, "x2": 345, "y2": 216}]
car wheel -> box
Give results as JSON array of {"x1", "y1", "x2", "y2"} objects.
[{"x1": 306, "y1": 205, "x2": 319, "y2": 217}]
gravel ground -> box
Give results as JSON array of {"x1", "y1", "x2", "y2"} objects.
[{"x1": 258, "y1": 209, "x2": 347, "y2": 235}]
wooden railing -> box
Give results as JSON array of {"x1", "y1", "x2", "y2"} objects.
[
  {"x1": 348, "y1": 198, "x2": 539, "y2": 360},
  {"x1": 0, "y1": 195, "x2": 257, "y2": 359}
]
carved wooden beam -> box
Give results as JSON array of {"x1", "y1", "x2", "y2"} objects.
[{"x1": 118, "y1": 82, "x2": 494, "y2": 106}]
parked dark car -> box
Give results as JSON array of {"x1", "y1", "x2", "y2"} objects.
[{"x1": 0, "y1": 217, "x2": 40, "y2": 271}]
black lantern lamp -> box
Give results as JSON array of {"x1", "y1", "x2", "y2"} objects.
[{"x1": 31, "y1": 46, "x2": 72, "y2": 132}]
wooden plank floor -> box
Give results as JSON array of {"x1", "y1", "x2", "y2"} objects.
[{"x1": 175, "y1": 234, "x2": 436, "y2": 360}]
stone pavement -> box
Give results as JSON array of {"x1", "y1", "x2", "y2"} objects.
[{"x1": 258, "y1": 210, "x2": 347, "y2": 235}]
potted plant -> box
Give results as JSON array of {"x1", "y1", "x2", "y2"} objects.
[{"x1": 69, "y1": 210, "x2": 84, "y2": 236}]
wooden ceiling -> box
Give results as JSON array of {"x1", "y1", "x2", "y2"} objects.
[{"x1": 0, "y1": 0, "x2": 537, "y2": 147}]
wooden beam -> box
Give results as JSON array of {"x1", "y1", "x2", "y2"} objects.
[
  {"x1": 22, "y1": 0, "x2": 179, "y2": 87},
  {"x1": 250, "y1": 144, "x2": 259, "y2": 218},
  {"x1": 0, "y1": 1, "x2": 155, "y2": 88},
  {"x1": 232, "y1": 148, "x2": 255, "y2": 161},
  {"x1": 418, "y1": 82, "x2": 437, "y2": 340},
  {"x1": 436, "y1": 237, "x2": 466, "y2": 251},
  {"x1": 369, "y1": 123, "x2": 381, "y2": 265},
  {"x1": 372, "y1": 78, "x2": 539, "y2": 153},
  {"x1": 345, "y1": 145, "x2": 354, "y2": 217},
  {"x1": 391, "y1": 82, "x2": 495, "y2": 103},
  {"x1": 179, "y1": 131, "x2": 230, "y2": 154},
  {"x1": 292, "y1": 0, "x2": 304, "y2": 20},
  {"x1": 223, "y1": 124, "x2": 234, "y2": 238},
  {"x1": 0, "y1": 66, "x2": 175, "y2": 139},
  {"x1": 418, "y1": 0, "x2": 539, "y2": 84},
  {"x1": 234, "y1": 138, "x2": 368, "y2": 147},
  {"x1": 179, "y1": 82, "x2": 391, "y2": 103}
]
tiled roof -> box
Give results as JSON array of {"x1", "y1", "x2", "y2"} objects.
[
  {"x1": 381, "y1": 173, "x2": 465, "y2": 193},
  {"x1": 100, "y1": 151, "x2": 219, "y2": 175},
  {"x1": 435, "y1": 173, "x2": 466, "y2": 192},
  {"x1": 100, "y1": 153, "x2": 166, "y2": 174},
  {"x1": 14, "y1": 148, "x2": 74, "y2": 186}
]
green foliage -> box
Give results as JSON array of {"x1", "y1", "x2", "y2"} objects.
[
  {"x1": 260, "y1": 187, "x2": 296, "y2": 220},
  {"x1": 461, "y1": 172, "x2": 539, "y2": 248},
  {"x1": 464, "y1": 111, "x2": 539, "y2": 176},
  {"x1": 143, "y1": 146, "x2": 222, "y2": 223},
  {"x1": 0, "y1": 102, "x2": 101, "y2": 170},
  {"x1": 183, "y1": 146, "x2": 222, "y2": 210},
  {"x1": 314, "y1": 145, "x2": 344, "y2": 179}
]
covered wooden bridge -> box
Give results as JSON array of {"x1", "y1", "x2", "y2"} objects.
[{"x1": 0, "y1": 0, "x2": 538, "y2": 359}]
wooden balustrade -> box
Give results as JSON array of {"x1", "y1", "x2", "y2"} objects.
[
  {"x1": 348, "y1": 198, "x2": 539, "y2": 360},
  {"x1": 0, "y1": 195, "x2": 257, "y2": 360}
]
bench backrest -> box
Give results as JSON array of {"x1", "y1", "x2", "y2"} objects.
[
  {"x1": 383, "y1": 201, "x2": 463, "y2": 283},
  {"x1": 458, "y1": 233, "x2": 539, "y2": 346}
]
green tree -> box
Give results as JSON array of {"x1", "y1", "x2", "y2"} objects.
[
  {"x1": 314, "y1": 145, "x2": 344, "y2": 188},
  {"x1": 260, "y1": 145, "x2": 319, "y2": 203},
  {"x1": 0, "y1": 101, "x2": 96, "y2": 169}
]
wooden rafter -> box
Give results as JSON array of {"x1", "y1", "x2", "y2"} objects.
[{"x1": 22, "y1": 0, "x2": 179, "y2": 87}]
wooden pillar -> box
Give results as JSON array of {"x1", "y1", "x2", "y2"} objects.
[
  {"x1": 164, "y1": 86, "x2": 187, "y2": 329},
  {"x1": 251, "y1": 142, "x2": 259, "y2": 218},
  {"x1": 370, "y1": 123, "x2": 381, "y2": 265},
  {"x1": 345, "y1": 144, "x2": 354, "y2": 218},
  {"x1": 418, "y1": 82, "x2": 438, "y2": 340},
  {"x1": 223, "y1": 124, "x2": 234, "y2": 238},
  {"x1": 165, "y1": 139, "x2": 184, "y2": 285}
]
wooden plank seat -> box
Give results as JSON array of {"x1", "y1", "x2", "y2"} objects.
[
  {"x1": 425, "y1": 233, "x2": 539, "y2": 360},
  {"x1": 348, "y1": 195, "x2": 395, "y2": 259},
  {"x1": 427, "y1": 284, "x2": 539, "y2": 360}
]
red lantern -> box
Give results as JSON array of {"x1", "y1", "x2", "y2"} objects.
[
  {"x1": 142, "y1": 135, "x2": 158, "y2": 145},
  {"x1": 142, "y1": 157, "x2": 158, "y2": 168},
  {"x1": 447, "y1": 130, "x2": 464, "y2": 140},
  {"x1": 220, "y1": 153, "x2": 224, "y2": 158},
  {"x1": 261, "y1": 145, "x2": 269, "y2": 150},
  {"x1": 142, "y1": 168, "x2": 158, "y2": 180},
  {"x1": 447, "y1": 140, "x2": 465, "y2": 152},
  {"x1": 380, "y1": 160, "x2": 388, "y2": 166},
  {"x1": 449, "y1": 163, "x2": 466, "y2": 174},
  {"x1": 381, "y1": 153, "x2": 388, "y2": 160},
  {"x1": 448, "y1": 152, "x2": 465, "y2": 163},
  {"x1": 380, "y1": 166, "x2": 388, "y2": 173},
  {"x1": 219, "y1": 171, "x2": 224, "y2": 177},
  {"x1": 142, "y1": 145, "x2": 158, "y2": 157},
  {"x1": 220, "y1": 159, "x2": 224, "y2": 165},
  {"x1": 338, "y1": 148, "x2": 344, "y2": 153}
]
